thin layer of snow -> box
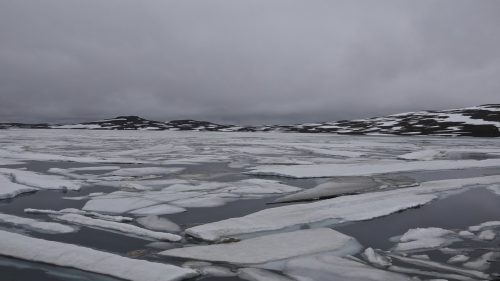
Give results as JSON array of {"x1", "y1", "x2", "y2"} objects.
[
  {"x1": 284, "y1": 254, "x2": 410, "y2": 281},
  {"x1": 248, "y1": 158, "x2": 500, "y2": 178},
  {"x1": 160, "y1": 228, "x2": 360, "y2": 264},
  {"x1": 394, "y1": 227, "x2": 457, "y2": 252},
  {"x1": 55, "y1": 214, "x2": 181, "y2": 241},
  {"x1": 0, "y1": 174, "x2": 37, "y2": 199},
  {"x1": 0, "y1": 213, "x2": 77, "y2": 234},
  {"x1": 0, "y1": 230, "x2": 197, "y2": 281},
  {"x1": 137, "y1": 216, "x2": 181, "y2": 233}
]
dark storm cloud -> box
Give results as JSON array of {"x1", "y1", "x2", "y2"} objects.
[{"x1": 1, "y1": 0, "x2": 499, "y2": 124}]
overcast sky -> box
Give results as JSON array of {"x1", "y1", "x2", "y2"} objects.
[{"x1": 0, "y1": 1, "x2": 499, "y2": 124}]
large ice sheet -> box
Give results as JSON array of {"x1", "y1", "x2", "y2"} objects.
[
  {"x1": 186, "y1": 175, "x2": 500, "y2": 241},
  {"x1": 0, "y1": 168, "x2": 81, "y2": 190},
  {"x1": 55, "y1": 214, "x2": 182, "y2": 241},
  {"x1": 0, "y1": 230, "x2": 197, "y2": 281},
  {"x1": 0, "y1": 213, "x2": 77, "y2": 234},
  {"x1": 248, "y1": 158, "x2": 500, "y2": 178},
  {"x1": 160, "y1": 228, "x2": 360, "y2": 264},
  {"x1": 0, "y1": 174, "x2": 37, "y2": 199}
]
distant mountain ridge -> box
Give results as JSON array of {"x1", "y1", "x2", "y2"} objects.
[{"x1": 1, "y1": 104, "x2": 500, "y2": 137}]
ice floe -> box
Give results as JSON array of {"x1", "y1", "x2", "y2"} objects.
[
  {"x1": 0, "y1": 230, "x2": 197, "y2": 281},
  {"x1": 136, "y1": 216, "x2": 181, "y2": 233},
  {"x1": 0, "y1": 168, "x2": 81, "y2": 190},
  {"x1": 105, "y1": 167, "x2": 184, "y2": 177},
  {"x1": 248, "y1": 158, "x2": 500, "y2": 178},
  {"x1": 24, "y1": 208, "x2": 134, "y2": 223},
  {"x1": 447, "y1": 255, "x2": 470, "y2": 264},
  {"x1": 468, "y1": 221, "x2": 500, "y2": 232},
  {"x1": 393, "y1": 227, "x2": 457, "y2": 252},
  {"x1": 160, "y1": 228, "x2": 360, "y2": 265},
  {"x1": 362, "y1": 248, "x2": 391, "y2": 268},
  {"x1": 477, "y1": 229, "x2": 496, "y2": 241},
  {"x1": 186, "y1": 175, "x2": 500, "y2": 241},
  {"x1": 0, "y1": 174, "x2": 37, "y2": 199},
  {"x1": 55, "y1": 213, "x2": 182, "y2": 241},
  {"x1": 0, "y1": 213, "x2": 77, "y2": 234},
  {"x1": 284, "y1": 254, "x2": 410, "y2": 281},
  {"x1": 238, "y1": 268, "x2": 294, "y2": 281},
  {"x1": 463, "y1": 252, "x2": 500, "y2": 271}
]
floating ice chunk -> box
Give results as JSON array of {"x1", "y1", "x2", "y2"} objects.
[
  {"x1": 362, "y1": 248, "x2": 391, "y2": 268},
  {"x1": 0, "y1": 213, "x2": 76, "y2": 234},
  {"x1": 106, "y1": 167, "x2": 184, "y2": 177},
  {"x1": 161, "y1": 228, "x2": 360, "y2": 264},
  {"x1": 469, "y1": 221, "x2": 500, "y2": 232},
  {"x1": 48, "y1": 168, "x2": 91, "y2": 180},
  {"x1": 186, "y1": 191, "x2": 435, "y2": 241},
  {"x1": 83, "y1": 195, "x2": 160, "y2": 214},
  {"x1": 146, "y1": 242, "x2": 177, "y2": 250},
  {"x1": 477, "y1": 229, "x2": 496, "y2": 241},
  {"x1": 274, "y1": 178, "x2": 377, "y2": 203},
  {"x1": 398, "y1": 150, "x2": 445, "y2": 161},
  {"x1": 197, "y1": 266, "x2": 236, "y2": 277},
  {"x1": 394, "y1": 228, "x2": 457, "y2": 252},
  {"x1": 238, "y1": 268, "x2": 294, "y2": 281},
  {"x1": 0, "y1": 159, "x2": 24, "y2": 165},
  {"x1": 463, "y1": 252, "x2": 500, "y2": 271},
  {"x1": 137, "y1": 216, "x2": 181, "y2": 233},
  {"x1": 68, "y1": 166, "x2": 121, "y2": 171},
  {"x1": 388, "y1": 254, "x2": 489, "y2": 280},
  {"x1": 248, "y1": 159, "x2": 500, "y2": 178},
  {"x1": 129, "y1": 204, "x2": 186, "y2": 215},
  {"x1": 388, "y1": 265, "x2": 476, "y2": 281},
  {"x1": 24, "y1": 208, "x2": 134, "y2": 223},
  {"x1": 0, "y1": 168, "x2": 81, "y2": 190},
  {"x1": 0, "y1": 174, "x2": 37, "y2": 199},
  {"x1": 410, "y1": 254, "x2": 430, "y2": 260},
  {"x1": 171, "y1": 196, "x2": 231, "y2": 208},
  {"x1": 0, "y1": 230, "x2": 197, "y2": 281},
  {"x1": 487, "y1": 184, "x2": 500, "y2": 195},
  {"x1": 447, "y1": 255, "x2": 469, "y2": 264},
  {"x1": 55, "y1": 214, "x2": 181, "y2": 241},
  {"x1": 458, "y1": 230, "x2": 475, "y2": 239},
  {"x1": 284, "y1": 254, "x2": 410, "y2": 281}
]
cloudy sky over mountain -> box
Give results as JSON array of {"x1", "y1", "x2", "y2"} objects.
[{"x1": 1, "y1": 0, "x2": 499, "y2": 124}]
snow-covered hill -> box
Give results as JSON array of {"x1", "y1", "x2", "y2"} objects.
[{"x1": 1, "y1": 105, "x2": 499, "y2": 137}]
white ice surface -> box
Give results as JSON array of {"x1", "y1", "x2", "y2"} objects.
[
  {"x1": 477, "y1": 229, "x2": 496, "y2": 241},
  {"x1": 106, "y1": 167, "x2": 184, "y2": 177},
  {"x1": 398, "y1": 150, "x2": 445, "y2": 161},
  {"x1": 362, "y1": 248, "x2": 391, "y2": 268},
  {"x1": 161, "y1": 228, "x2": 360, "y2": 264},
  {"x1": 129, "y1": 204, "x2": 187, "y2": 215},
  {"x1": 468, "y1": 221, "x2": 500, "y2": 232},
  {"x1": 284, "y1": 254, "x2": 410, "y2": 281},
  {"x1": 55, "y1": 213, "x2": 182, "y2": 241},
  {"x1": 24, "y1": 208, "x2": 134, "y2": 222},
  {"x1": 447, "y1": 255, "x2": 469, "y2": 264},
  {"x1": 238, "y1": 268, "x2": 294, "y2": 281},
  {"x1": 0, "y1": 230, "x2": 197, "y2": 281},
  {"x1": 186, "y1": 175, "x2": 500, "y2": 241},
  {"x1": 0, "y1": 174, "x2": 37, "y2": 199},
  {"x1": 394, "y1": 227, "x2": 457, "y2": 252},
  {"x1": 463, "y1": 252, "x2": 500, "y2": 271},
  {"x1": 0, "y1": 168, "x2": 81, "y2": 190},
  {"x1": 137, "y1": 216, "x2": 181, "y2": 233},
  {"x1": 248, "y1": 158, "x2": 500, "y2": 178},
  {"x1": 0, "y1": 213, "x2": 77, "y2": 234}
]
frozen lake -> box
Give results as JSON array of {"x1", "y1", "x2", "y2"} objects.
[{"x1": 0, "y1": 129, "x2": 499, "y2": 281}]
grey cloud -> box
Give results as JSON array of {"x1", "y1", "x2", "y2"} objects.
[{"x1": 0, "y1": 0, "x2": 499, "y2": 124}]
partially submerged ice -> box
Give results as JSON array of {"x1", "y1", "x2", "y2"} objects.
[
  {"x1": 0, "y1": 230, "x2": 197, "y2": 281},
  {"x1": 0, "y1": 213, "x2": 77, "y2": 234}
]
